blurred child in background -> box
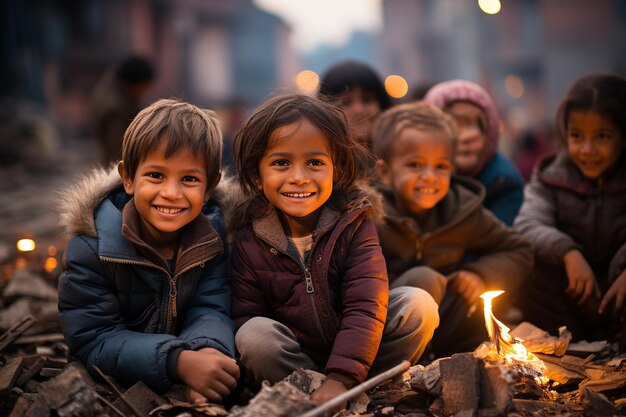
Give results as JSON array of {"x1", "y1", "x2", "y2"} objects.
[
  {"x1": 514, "y1": 73, "x2": 626, "y2": 345},
  {"x1": 318, "y1": 60, "x2": 391, "y2": 150},
  {"x1": 424, "y1": 80, "x2": 524, "y2": 226}
]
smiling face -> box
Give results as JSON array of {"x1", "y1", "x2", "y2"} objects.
[
  {"x1": 333, "y1": 86, "x2": 382, "y2": 145},
  {"x1": 257, "y1": 118, "x2": 334, "y2": 237},
  {"x1": 567, "y1": 110, "x2": 623, "y2": 180},
  {"x1": 445, "y1": 101, "x2": 487, "y2": 174},
  {"x1": 119, "y1": 140, "x2": 211, "y2": 256},
  {"x1": 377, "y1": 127, "x2": 453, "y2": 217}
]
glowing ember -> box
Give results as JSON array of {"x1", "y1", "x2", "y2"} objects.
[{"x1": 480, "y1": 290, "x2": 546, "y2": 377}]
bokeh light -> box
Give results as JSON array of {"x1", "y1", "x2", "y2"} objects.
[
  {"x1": 504, "y1": 75, "x2": 525, "y2": 98},
  {"x1": 478, "y1": 0, "x2": 501, "y2": 15},
  {"x1": 295, "y1": 70, "x2": 320, "y2": 93},
  {"x1": 384, "y1": 75, "x2": 408, "y2": 98},
  {"x1": 48, "y1": 245, "x2": 57, "y2": 256},
  {"x1": 44, "y1": 257, "x2": 58, "y2": 272},
  {"x1": 17, "y1": 239, "x2": 36, "y2": 252}
]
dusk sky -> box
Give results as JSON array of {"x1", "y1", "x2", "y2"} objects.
[{"x1": 254, "y1": 0, "x2": 383, "y2": 52}]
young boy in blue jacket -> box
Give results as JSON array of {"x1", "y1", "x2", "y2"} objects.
[{"x1": 58, "y1": 98, "x2": 239, "y2": 404}]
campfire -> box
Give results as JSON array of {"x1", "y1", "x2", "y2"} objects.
[{"x1": 479, "y1": 290, "x2": 547, "y2": 381}]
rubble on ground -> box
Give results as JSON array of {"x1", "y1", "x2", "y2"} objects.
[{"x1": 1, "y1": 267, "x2": 626, "y2": 417}]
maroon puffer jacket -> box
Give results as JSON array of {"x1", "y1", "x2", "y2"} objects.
[{"x1": 231, "y1": 192, "x2": 388, "y2": 387}]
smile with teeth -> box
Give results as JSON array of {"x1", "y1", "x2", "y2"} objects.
[
  {"x1": 283, "y1": 192, "x2": 314, "y2": 198},
  {"x1": 417, "y1": 188, "x2": 438, "y2": 194},
  {"x1": 155, "y1": 206, "x2": 184, "y2": 214}
]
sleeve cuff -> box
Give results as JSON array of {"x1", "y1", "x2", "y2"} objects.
[
  {"x1": 325, "y1": 372, "x2": 358, "y2": 389},
  {"x1": 166, "y1": 347, "x2": 185, "y2": 384}
]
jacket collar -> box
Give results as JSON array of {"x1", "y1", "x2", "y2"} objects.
[
  {"x1": 251, "y1": 187, "x2": 373, "y2": 253},
  {"x1": 380, "y1": 175, "x2": 484, "y2": 234},
  {"x1": 537, "y1": 153, "x2": 626, "y2": 195},
  {"x1": 96, "y1": 193, "x2": 222, "y2": 274}
]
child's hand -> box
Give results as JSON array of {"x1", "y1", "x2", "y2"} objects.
[
  {"x1": 185, "y1": 386, "x2": 208, "y2": 404},
  {"x1": 599, "y1": 269, "x2": 626, "y2": 319},
  {"x1": 564, "y1": 250, "x2": 601, "y2": 305},
  {"x1": 310, "y1": 378, "x2": 348, "y2": 409},
  {"x1": 447, "y1": 270, "x2": 485, "y2": 316},
  {"x1": 176, "y1": 347, "x2": 240, "y2": 403}
]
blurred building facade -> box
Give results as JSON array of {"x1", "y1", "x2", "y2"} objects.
[
  {"x1": 377, "y1": 0, "x2": 626, "y2": 123},
  {"x1": 1, "y1": 0, "x2": 298, "y2": 135}
]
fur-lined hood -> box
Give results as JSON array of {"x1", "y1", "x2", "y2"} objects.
[{"x1": 57, "y1": 166, "x2": 238, "y2": 238}]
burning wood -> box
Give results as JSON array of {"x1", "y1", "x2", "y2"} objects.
[{"x1": 477, "y1": 290, "x2": 547, "y2": 380}]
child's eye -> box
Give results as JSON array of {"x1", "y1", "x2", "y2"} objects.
[
  {"x1": 436, "y1": 163, "x2": 452, "y2": 171},
  {"x1": 182, "y1": 175, "x2": 201, "y2": 183},
  {"x1": 271, "y1": 160, "x2": 290, "y2": 167},
  {"x1": 407, "y1": 161, "x2": 423, "y2": 169},
  {"x1": 146, "y1": 172, "x2": 164, "y2": 180},
  {"x1": 568, "y1": 131, "x2": 582, "y2": 141},
  {"x1": 596, "y1": 132, "x2": 612, "y2": 141},
  {"x1": 308, "y1": 159, "x2": 325, "y2": 167}
]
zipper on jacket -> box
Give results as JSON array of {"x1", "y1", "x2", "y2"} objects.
[
  {"x1": 304, "y1": 267, "x2": 314, "y2": 293},
  {"x1": 164, "y1": 238, "x2": 220, "y2": 333},
  {"x1": 101, "y1": 235, "x2": 220, "y2": 334},
  {"x1": 414, "y1": 232, "x2": 431, "y2": 262}
]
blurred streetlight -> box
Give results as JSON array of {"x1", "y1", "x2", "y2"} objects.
[
  {"x1": 384, "y1": 75, "x2": 408, "y2": 99},
  {"x1": 17, "y1": 239, "x2": 36, "y2": 252},
  {"x1": 478, "y1": 0, "x2": 501, "y2": 15},
  {"x1": 295, "y1": 70, "x2": 320, "y2": 93}
]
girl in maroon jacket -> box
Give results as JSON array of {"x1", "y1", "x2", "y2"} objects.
[{"x1": 231, "y1": 94, "x2": 439, "y2": 407}]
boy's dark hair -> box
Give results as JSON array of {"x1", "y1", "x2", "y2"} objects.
[
  {"x1": 371, "y1": 102, "x2": 457, "y2": 162},
  {"x1": 234, "y1": 93, "x2": 368, "y2": 197},
  {"x1": 556, "y1": 73, "x2": 626, "y2": 147},
  {"x1": 318, "y1": 60, "x2": 391, "y2": 111},
  {"x1": 121, "y1": 98, "x2": 222, "y2": 181},
  {"x1": 115, "y1": 56, "x2": 155, "y2": 85}
]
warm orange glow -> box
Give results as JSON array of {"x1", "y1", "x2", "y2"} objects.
[
  {"x1": 478, "y1": 0, "x2": 501, "y2": 14},
  {"x1": 17, "y1": 239, "x2": 36, "y2": 252},
  {"x1": 481, "y1": 290, "x2": 545, "y2": 373},
  {"x1": 384, "y1": 75, "x2": 408, "y2": 98},
  {"x1": 505, "y1": 75, "x2": 524, "y2": 98},
  {"x1": 48, "y1": 245, "x2": 57, "y2": 257},
  {"x1": 44, "y1": 257, "x2": 58, "y2": 272},
  {"x1": 295, "y1": 70, "x2": 320, "y2": 93},
  {"x1": 15, "y1": 258, "x2": 27, "y2": 269}
]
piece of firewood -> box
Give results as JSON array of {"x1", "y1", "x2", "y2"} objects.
[{"x1": 510, "y1": 322, "x2": 571, "y2": 356}]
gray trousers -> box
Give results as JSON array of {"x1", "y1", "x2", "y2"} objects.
[{"x1": 235, "y1": 286, "x2": 439, "y2": 384}]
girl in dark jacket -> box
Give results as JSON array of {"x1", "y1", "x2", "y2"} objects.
[
  {"x1": 231, "y1": 94, "x2": 439, "y2": 407},
  {"x1": 514, "y1": 73, "x2": 626, "y2": 345}
]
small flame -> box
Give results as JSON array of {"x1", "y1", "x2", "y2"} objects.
[{"x1": 480, "y1": 290, "x2": 545, "y2": 374}]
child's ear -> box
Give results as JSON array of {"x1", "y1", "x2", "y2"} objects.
[
  {"x1": 118, "y1": 161, "x2": 134, "y2": 194},
  {"x1": 254, "y1": 177, "x2": 263, "y2": 191},
  {"x1": 204, "y1": 172, "x2": 222, "y2": 202},
  {"x1": 375, "y1": 159, "x2": 392, "y2": 186}
]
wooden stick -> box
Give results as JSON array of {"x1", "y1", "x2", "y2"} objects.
[
  {"x1": 300, "y1": 360, "x2": 410, "y2": 417},
  {"x1": 92, "y1": 365, "x2": 146, "y2": 417}
]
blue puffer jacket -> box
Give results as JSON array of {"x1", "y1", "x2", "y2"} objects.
[
  {"x1": 57, "y1": 168, "x2": 235, "y2": 392},
  {"x1": 477, "y1": 151, "x2": 524, "y2": 226}
]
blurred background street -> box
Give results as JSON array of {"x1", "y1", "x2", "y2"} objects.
[{"x1": 0, "y1": 0, "x2": 625, "y2": 278}]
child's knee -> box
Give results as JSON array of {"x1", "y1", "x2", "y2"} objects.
[
  {"x1": 388, "y1": 287, "x2": 440, "y2": 337},
  {"x1": 392, "y1": 266, "x2": 447, "y2": 304},
  {"x1": 235, "y1": 317, "x2": 279, "y2": 358}
]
